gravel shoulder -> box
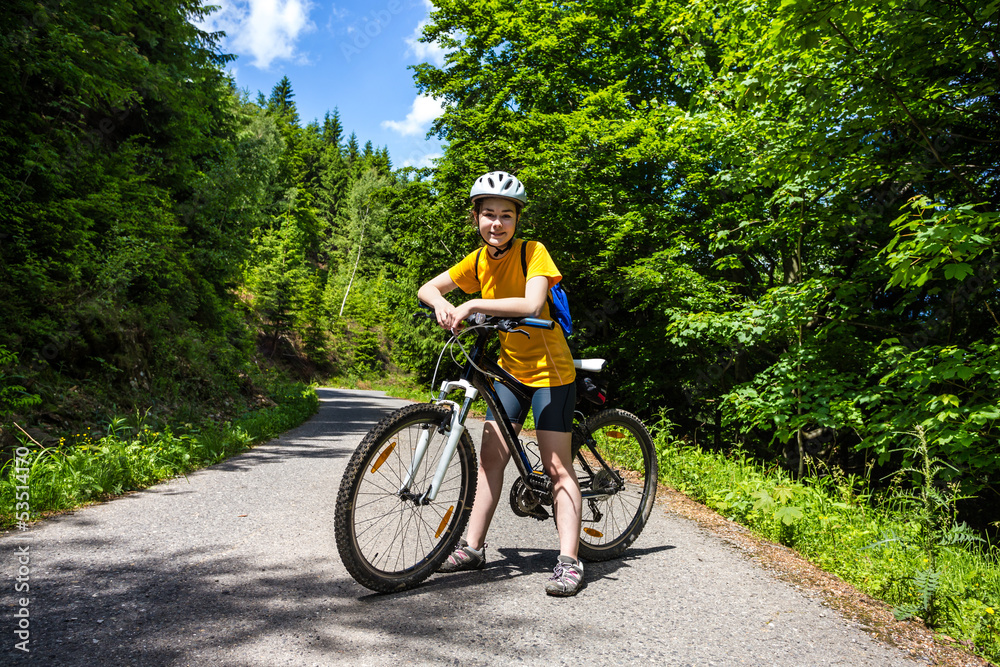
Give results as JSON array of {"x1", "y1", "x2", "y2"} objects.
[{"x1": 1, "y1": 388, "x2": 981, "y2": 666}]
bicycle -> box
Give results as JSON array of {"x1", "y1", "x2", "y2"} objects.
[{"x1": 334, "y1": 311, "x2": 658, "y2": 593}]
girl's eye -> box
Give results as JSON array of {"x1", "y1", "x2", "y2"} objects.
[{"x1": 482, "y1": 211, "x2": 514, "y2": 222}]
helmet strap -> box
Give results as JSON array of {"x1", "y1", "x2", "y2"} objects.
[{"x1": 488, "y1": 238, "x2": 514, "y2": 258}]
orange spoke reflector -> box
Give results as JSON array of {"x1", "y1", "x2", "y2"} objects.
[
  {"x1": 370, "y1": 442, "x2": 396, "y2": 473},
  {"x1": 606, "y1": 431, "x2": 626, "y2": 438},
  {"x1": 435, "y1": 505, "x2": 455, "y2": 538},
  {"x1": 583, "y1": 527, "x2": 604, "y2": 538}
]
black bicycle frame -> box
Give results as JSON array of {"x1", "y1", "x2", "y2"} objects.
[
  {"x1": 429, "y1": 314, "x2": 628, "y2": 508},
  {"x1": 445, "y1": 324, "x2": 619, "y2": 501},
  {"x1": 451, "y1": 325, "x2": 540, "y2": 482}
]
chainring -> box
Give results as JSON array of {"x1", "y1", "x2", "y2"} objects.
[{"x1": 509, "y1": 478, "x2": 551, "y2": 521}]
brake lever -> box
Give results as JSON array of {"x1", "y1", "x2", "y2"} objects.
[
  {"x1": 497, "y1": 320, "x2": 530, "y2": 337},
  {"x1": 415, "y1": 302, "x2": 435, "y2": 321}
]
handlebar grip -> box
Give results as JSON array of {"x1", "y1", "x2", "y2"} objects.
[{"x1": 522, "y1": 317, "x2": 555, "y2": 329}]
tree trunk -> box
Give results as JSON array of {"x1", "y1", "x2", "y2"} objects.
[{"x1": 339, "y1": 208, "x2": 368, "y2": 317}]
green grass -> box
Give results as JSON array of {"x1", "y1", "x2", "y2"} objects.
[
  {"x1": 0, "y1": 382, "x2": 318, "y2": 528},
  {"x1": 653, "y1": 428, "x2": 1000, "y2": 662}
]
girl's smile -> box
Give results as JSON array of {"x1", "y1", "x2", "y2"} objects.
[{"x1": 477, "y1": 197, "x2": 518, "y2": 254}]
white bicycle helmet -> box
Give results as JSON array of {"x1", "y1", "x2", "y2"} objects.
[{"x1": 469, "y1": 171, "x2": 527, "y2": 206}]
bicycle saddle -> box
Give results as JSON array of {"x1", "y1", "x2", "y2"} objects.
[{"x1": 573, "y1": 358, "x2": 606, "y2": 372}]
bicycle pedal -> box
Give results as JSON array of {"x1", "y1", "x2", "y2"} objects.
[
  {"x1": 527, "y1": 474, "x2": 552, "y2": 493},
  {"x1": 510, "y1": 479, "x2": 552, "y2": 521},
  {"x1": 526, "y1": 506, "x2": 550, "y2": 521}
]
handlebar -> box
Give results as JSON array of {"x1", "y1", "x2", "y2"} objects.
[
  {"x1": 417, "y1": 302, "x2": 555, "y2": 332},
  {"x1": 517, "y1": 317, "x2": 555, "y2": 330}
]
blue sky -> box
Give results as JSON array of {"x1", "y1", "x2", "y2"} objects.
[{"x1": 198, "y1": 0, "x2": 446, "y2": 168}]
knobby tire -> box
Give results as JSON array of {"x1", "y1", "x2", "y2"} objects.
[
  {"x1": 335, "y1": 403, "x2": 477, "y2": 593},
  {"x1": 576, "y1": 408, "x2": 657, "y2": 561}
]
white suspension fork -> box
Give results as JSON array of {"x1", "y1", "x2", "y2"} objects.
[{"x1": 400, "y1": 380, "x2": 478, "y2": 503}]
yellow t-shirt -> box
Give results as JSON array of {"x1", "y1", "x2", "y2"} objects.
[{"x1": 448, "y1": 240, "x2": 576, "y2": 388}]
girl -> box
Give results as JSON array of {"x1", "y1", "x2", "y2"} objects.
[{"x1": 417, "y1": 171, "x2": 584, "y2": 596}]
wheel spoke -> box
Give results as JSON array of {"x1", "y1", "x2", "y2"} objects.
[
  {"x1": 575, "y1": 409, "x2": 657, "y2": 561},
  {"x1": 335, "y1": 404, "x2": 477, "y2": 592}
]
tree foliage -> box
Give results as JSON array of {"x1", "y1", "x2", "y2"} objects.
[
  {"x1": 413, "y1": 0, "x2": 999, "y2": 492},
  {"x1": 0, "y1": 0, "x2": 418, "y2": 434},
  {"x1": 0, "y1": 0, "x2": 252, "y2": 403},
  {"x1": 3, "y1": 0, "x2": 997, "y2": 503}
]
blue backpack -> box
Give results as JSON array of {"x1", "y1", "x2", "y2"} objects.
[{"x1": 475, "y1": 241, "x2": 573, "y2": 336}]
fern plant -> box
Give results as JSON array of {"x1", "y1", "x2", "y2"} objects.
[
  {"x1": 878, "y1": 426, "x2": 983, "y2": 624},
  {"x1": 0, "y1": 346, "x2": 41, "y2": 423}
]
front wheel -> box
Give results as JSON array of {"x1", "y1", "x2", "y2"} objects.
[
  {"x1": 575, "y1": 408, "x2": 657, "y2": 561},
  {"x1": 335, "y1": 403, "x2": 477, "y2": 592}
]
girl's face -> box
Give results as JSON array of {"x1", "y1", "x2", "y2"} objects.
[{"x1": 477, "y1": 197, "x2": 518, "y2": 249}]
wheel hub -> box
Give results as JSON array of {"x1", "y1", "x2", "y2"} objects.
[{"x1": 591, "y1": 469, "x2": 619, "y2": 496}]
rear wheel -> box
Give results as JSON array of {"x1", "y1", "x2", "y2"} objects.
[
  {"x1": 335, "y1": 403, "x2": 477, "y2": 592},
  {"x1": 574, "y1": 409, "x2": 657, "y2": 561}
]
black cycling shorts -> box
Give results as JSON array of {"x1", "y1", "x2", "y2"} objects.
[{"x1": 484, "y1": 380, "x2": 576, "y2": 433}]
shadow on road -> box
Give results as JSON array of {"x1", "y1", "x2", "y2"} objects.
[
  {"x1": 26, "y1": 530, "x2": 674, "y2": 666},
  {"x1": 352, "y1": 543, "x2": 679, "y2": 600},
  {"x1": 18, "y1": 389, "x2": 682, "y2": 665}
]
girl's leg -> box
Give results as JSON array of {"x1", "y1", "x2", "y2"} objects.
[
  {"x1": 465, "y1": 419, "x2": 519, "y2": 550},
  {"x1": 536, "y1": 429, "x2": 582, "y2": 559},
  {"x1": 531, "y1": 383, "x2": 581, "y2": 559}
]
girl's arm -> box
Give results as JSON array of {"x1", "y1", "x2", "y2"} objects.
[
  {"x1": 418, "y1": 271, "x2": 462, "y2": 330},
  {"x1": 418, "y1": 271, "x2": 550, "y2": 332}
]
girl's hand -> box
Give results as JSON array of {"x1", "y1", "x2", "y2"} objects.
[
  {"x1": 435, "y1": 300, "x2": 474, "y2": 332},
  {"x1": 418, "y1": 271, "x2": 464, "y2": 331},
  {"x1": 432, "y1": 300, "x2": 456, "y2": 330}
]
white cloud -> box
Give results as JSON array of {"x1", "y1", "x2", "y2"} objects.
[
  {"x1": 325, "y1": 5, "x2": 351, "y2": 34},
  {"x1": 382, "y1": 95, "x2": 445, "y2": 137},
  {"x1": 197, "y1": 0, "x2": 314, "y2": 70},
  {"x1": 402, "y1": 152, "x2": 442, "y2": 169},
  {"x1": 195, "y1": 0, "x2": 241, "y2": 35},
  {"x1": 405, "y1": 19, "x2": 447, "y2": 67}
]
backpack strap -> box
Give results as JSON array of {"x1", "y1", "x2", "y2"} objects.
[
  {"x1": 521, "y1": 240, "x2": 555, "y2": 312},
  {"x1": 474, "y1": 248, "x2": 483, "y2": 283}
]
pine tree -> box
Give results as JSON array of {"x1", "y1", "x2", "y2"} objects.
[
  {"x1": 375, "y1": 147, "x2": 392, "y2": 175},
  {"x1": 322, "y1": 109, "x2": 344, "y2": 149},
  {"x1": 268, "y1": 75, "x2": 300, "y2": 126},
  {"x1": 346, "y1": 132, "x2": 360, "y2": 164},
  {"x1": 330, "y1": 168, "x2": 391, "y2": 318}
]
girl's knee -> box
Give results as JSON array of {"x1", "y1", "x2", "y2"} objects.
[{"x1": 481, "y1": 421, "x2": 514, "y2": 466}]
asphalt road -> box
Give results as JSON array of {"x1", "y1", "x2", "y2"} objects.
[{"x1": 2, "y1": 388, "x2": 924, "y2": 666}]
